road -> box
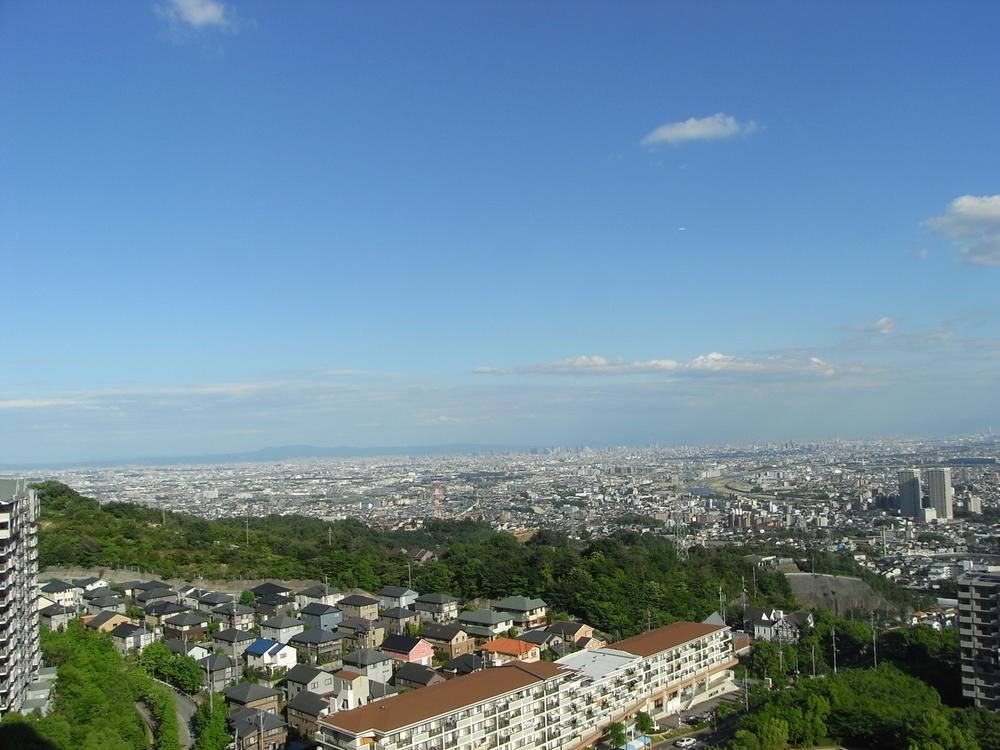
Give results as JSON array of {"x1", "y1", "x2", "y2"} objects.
[{"x1": 150, "y1": 676, "x2": 198, "y2": 749}]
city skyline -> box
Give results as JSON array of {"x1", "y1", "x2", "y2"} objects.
[{"x1": 3, "y1": 1, "x2": 1000, "y2": 463}]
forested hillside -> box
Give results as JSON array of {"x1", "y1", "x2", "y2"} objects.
[{"x1": 35, "y1": 481, "x2": 798, "y2": 636}]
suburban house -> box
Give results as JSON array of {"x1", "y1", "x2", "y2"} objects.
[
  {"x1": 144, "y1": 600, "x2": 191, "y2": 629},
  {"x1": 285, "y1": 689, "x2": 331, "y2": 738},
  {"x1": 38, "y1": 580, "x2": 81, "y2": 609},
  {"x1": 418, "y1": 622, "x2": 476, "y2": 659},
  {"x1": 379, "y1": 635, "x2": 434, "y2": 666},
  {"x1": 197, "y1": 591, "x2": 234, "y2": 612},
  {"x1": 255, "y1": 593, "x2": 296, "y2": 619},
  {"x1": 199, "y1": 654, "x2": 238, "y2": 692},
  {"x1": 338, "y1": 617, "x2": 386, "y2": 651},
  {"x1": 338, "y1": 595, "x2": 380, "y2": 621},
  {"x1": 135, "y1": 587, "x2": 177, "y2": 606},
  {"x1": 178, "y1": 586, "x2": 209, "y2": 609},
  {"x1": 341, "y1": 649, "x2": 395, "y2": 685},
  {"x1": 162, "y1": 611, "x2": 210, "y2": 641},
  {"x1": 223, "y1": 682, "x2": 282, "y2": 714},
  {"x1": 248, "y1": 582, "x2": 294, "y2": 600},
  {"x1": 39, "y1": 604, "x2": 76, "y2": 630},
  {"x1": 289, "y1": 629, "x2": 344, "y2": 665},
  {"x1": 284, "y1": 664, "x2": 337, "y2": 700},
  {"x1": 245, "y1": 638, "x2": 298, "y2": 674},
  {"x1": 414, "y1": 593, "x2": 460, "y2": 623},
  {"x1": 440, "y1": 652, "x2": 487, "y2": 676},
  {"x1": 516, "y1": 629, "x2": 563, "y2": 652},
  {"x1": 82, "y1": 611, "x2": 132, "y2": 633},
  {"x1": 296, "y1": 584, "x2": 344, "y2": 609},
  {"x1": 300, "y1": 602, "x2": 343, "y2": 632},
  {"x1": 72, "y1": 576, "x2": 108, "y2": 592},
  {"x1": 546, "y1": 620, "x2": 596, "y2": 644},
  {"x1": 743, "y1": 607, "x2": 814, "y2": 643},
  {"x1": 86, "y1": 595, "x2": 126, "y2": 615},
  {"x1": 230, "y1": 707, "x2": 288, "y2": 750},
  {"x1": 110, "y1": 622, "x2": 156, "y2": 655},
  {"x1": 457, "y1": 609, "x2": 515, "y2": 639},
  {"x1": 492, "y1": 595, "x2": 548, "y2": 630},
  {"x1": 390, "y1": 663, "x2": 446, "y2": 691},
  {"x1": 377, "y1": 586, "x2": 418, "y2": 611},
  {"x1": 481, "y1": 637, "x2": 540, "y2": 665},
  {"x1": 260, "y1": 615, "x2": 306, "y2": 643},
  {"x1": 330, "y1": 670, "x2": 396, "y2": 713},
  {"x1": 378, "y1": 607, "x2": 420, "y2": 636},
  {"x1": 164, "y1": 638, "x2": 210, "y2": 662},
  {"x1": 212, "y1": 602, "x2": 257, "y2": 631},
  {"x1": 213, "y1": 627, "x2": 257, "y2": 658}
]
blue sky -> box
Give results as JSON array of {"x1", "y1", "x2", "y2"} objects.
[{"x1": 2, "y1": 0, "x2": 999, "y2": 463}]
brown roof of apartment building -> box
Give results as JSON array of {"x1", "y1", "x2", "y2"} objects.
[
  {"x1": 611, "y1": 622, "x2": 723, "y2": 657},
  {"x1": 321, "y1": 661, "x2": 564, "y2": 735}
]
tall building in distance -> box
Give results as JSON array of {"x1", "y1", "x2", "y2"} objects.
[
  {"x1": 897, "y1": 468, "x2": 922, "y2": 519},
  {"x1": 927, "y1": 467, "x2": 954, "y2": 520},
  {"x1": 0, "y1": 479, "x2": 40, "y2": 716},
  {"x1": 958, "y1": 570, "x2": 1000, "y2": 708}
]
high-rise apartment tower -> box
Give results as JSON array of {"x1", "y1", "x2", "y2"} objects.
[
  {"x1": 0, "y1": 479, "x2": 40, "y2": 716},
  {"x1": 927, "y1": 467, "x2": 954, "y2": 520},
  {"x1": 959, "y1": 571, "x2": 1000, "y2": 708},
  {"x1": 897, "y1": 468, "x2": 922, "y2": 519}
]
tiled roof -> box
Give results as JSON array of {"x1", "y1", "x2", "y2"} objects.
[
  {"x1": 610, "y1": 622, "x2": 724, "y2": 658},
  {"x1": 321, "y1": 662, "x2": 563, "y2": 735}
]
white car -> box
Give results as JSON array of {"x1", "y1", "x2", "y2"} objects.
[{"x1": 674, "y1": 739, "x2": 698, "y2": 749}]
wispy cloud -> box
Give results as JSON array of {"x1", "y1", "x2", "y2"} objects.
[
  {"x1": 0, "y1": 398, "x2": 81, "y2": 410},
  {"x1": 155, "y1": 0, "x2": 236, "y2": 32},
  {"x1": 641, "y1": 113, "x2": 757, "y2": 146},
  {"x1": 925, "y1": 194, "x2": 1000, "y2": 266},
  {"x1": 475, "y1": 352, "x2": 841, "y2": 379},
  {"x1": 855, "y1": 316, "x2": 896, "y2": 335}
]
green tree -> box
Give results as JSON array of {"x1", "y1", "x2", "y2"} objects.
[
  {"x1": 635, "y1": 711, "x2": 654, "y2": 735},
  {"x1": 606, "y1": 721, "x2": 626, "y2": 748},
  {"x1": 193, "y1": 693, "x2": 229, "y2": 750}
]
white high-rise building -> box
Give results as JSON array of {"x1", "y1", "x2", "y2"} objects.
[
  {"x1": 0, "y1": 479, "x2": 40, "y2": 716},
  {"x1": 927, "y1": 467, "x2": 954, "y2": 520},
  {"x1": 897, "y1": 468, "x2": 922, "y2": 519}
]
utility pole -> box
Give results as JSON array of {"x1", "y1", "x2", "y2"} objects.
[
  {"x1": 871, "y1": 612, "x2": 878, "y2": 669},
  {"x1": 719, "y1": 585, "x2": 726, "y2": 622},
  {"x1": 408, "y1": 562, "x2": 412, "y2": 592},
  {"x1": 328, "y1": 526, "x2": 332, "y2": 546},
  {"x1": 832, "y1": 625, "x2": 838, "y2": 675},
  {"x1": 811, "y1": 644, "x2": 816, "y2": 678}
]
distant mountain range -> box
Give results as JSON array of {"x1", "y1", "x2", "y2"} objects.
[{"x1": 0, "y1": 443, "x2": 529, "y2": 471}]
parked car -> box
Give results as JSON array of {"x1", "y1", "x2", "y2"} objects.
[{"x1": 675, "y1": 738, "x2": 698, "y2": 748}]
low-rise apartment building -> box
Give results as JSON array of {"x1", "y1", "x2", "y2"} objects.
[{"x1": 316, "y1": 621, "x2": 737, "y2": 750}]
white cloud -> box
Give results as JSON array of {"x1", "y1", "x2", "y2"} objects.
[
  {"x1": 641, "y1": 113, "x2": 757, "y2": 146},
  {"x1": 475, "y1": 352, "x2": 839, "y2": 379},
  {"x1": 156, "y1": 0, "x2": 235, "y2": 31},
  {"x1": 856, "y1": 316, "x2": 896, "y2": 335},
  {"x1": 0, "y1": 398, "x2": 80, "y2": 410},
  {"x1": 925, "y1": 195, "x2": 1000, "y2": 266}
]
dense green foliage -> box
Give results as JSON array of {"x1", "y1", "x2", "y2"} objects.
[
  {"x1": 35, "y1": 481, "x2": 798, "y2": 636},
  {"x1": 141, "y1": 641, "x2": 204, "y2": 694},
  {"x1": 743, "y1": 618, "x2": 967, "y2": 708},
  {"x1": 729, "y1": 665, "x2": 978, "y2": 750},
  {"x1": 0, "y1": 623, "x2": 179, "y2": 750},
  {"x1": 193, "y1": 693, "x2": 229, "y2": 750}
]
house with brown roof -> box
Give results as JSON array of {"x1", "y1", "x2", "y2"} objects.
[{"x1": 481, "y1": 637, "x2": 540, "y2": 665}]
